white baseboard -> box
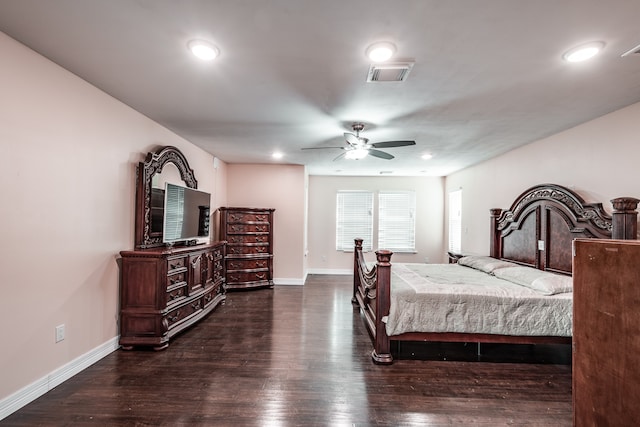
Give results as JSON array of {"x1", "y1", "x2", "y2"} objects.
[
  {"x1": 306, "y1": 268, "x2": 352, "y2": 275},
  {"x1": 273, "y1": 277, "x2": 305, "y2": 286},
  {"x1": 0, "y1": 336, "x2": 120, "y2": 421}
]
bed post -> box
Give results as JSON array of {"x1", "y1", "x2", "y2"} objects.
[
  {"x1": 372, "y1": 249, "x2": 393, "y2": 365},
  {"x1": 611, "y1": 197, "x2": 639, "y2": 240},
  {"x1": 490, "y1": 208, "x2": 502, "y2": 258},
  {"x1": 352, "y1": 238, "x2": 363, "y2": 304}
]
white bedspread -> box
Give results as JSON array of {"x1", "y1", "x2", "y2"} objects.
[{"x1": 385, "y1": 263, "x2": 572, "y2": 337}]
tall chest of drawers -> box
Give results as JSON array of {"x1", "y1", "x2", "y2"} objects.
[
  {"x1": 119, "y1": 241, "x2": 226, "y2": 350},
  {"x1": 219, "y1": 207, "x2": 275, "y2": 290}
]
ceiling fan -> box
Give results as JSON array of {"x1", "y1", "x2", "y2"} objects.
[{"x1": 302, "y1": 123, "x2": 416, "y2": 160}]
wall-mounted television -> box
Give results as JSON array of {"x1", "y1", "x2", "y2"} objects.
[{"x1": 162, "y1": 183, "x2": 211, "y2": 244}]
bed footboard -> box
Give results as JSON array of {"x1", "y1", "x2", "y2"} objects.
[{"x1": 352, "y1": 238, "x2": 394, "y2": 364}]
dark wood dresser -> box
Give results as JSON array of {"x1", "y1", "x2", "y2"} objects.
[
  {"x1": 219, "y1": 207, "x2": 275, "y2": 290},
  {"x1": 119, "y1": 241, "x2": 226, "y2": 350},
  {"x1": 572, "y1": 238, "x2": 640, "y2": 426}
]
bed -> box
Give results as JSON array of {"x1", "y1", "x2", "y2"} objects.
[{"x1": 352, "y1": 183, "x2": 639, "y2": 364}]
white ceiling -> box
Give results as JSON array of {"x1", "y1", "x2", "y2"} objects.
[{"x1": 1, "y1": 0, "x2": 640, "y2": 176}]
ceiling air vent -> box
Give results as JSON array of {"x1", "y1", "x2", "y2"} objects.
[
  {"x1": 621, "y1": 43, "x2": 640, "y2": 57},
  {"x1": 367, "y1": 62, "x2": 414, "y2": 82}
]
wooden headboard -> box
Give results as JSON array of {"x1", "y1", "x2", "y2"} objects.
[{"x1": 489, "y1": 184, "x2": 638, "y2": 275}]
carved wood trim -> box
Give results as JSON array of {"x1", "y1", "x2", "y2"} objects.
[{"x1": 135, "y1": 146, "x2": 198, "y2": 249}]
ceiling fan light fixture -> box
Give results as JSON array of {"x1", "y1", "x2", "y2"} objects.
[
  {"x1": 345, "y1": 148, "x2": 369, "y2": 160},
  {"x1": 563, "y1": 41, "x2": 604, "y2": 62},
  {"x1": 366, "y1": 42, "x2": 396, "y2": 62},
  {"x1": 188, "y1": 39, "x2": 220, "y2": 61}
]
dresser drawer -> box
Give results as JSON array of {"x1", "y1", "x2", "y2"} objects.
[
  {"x1": 226, "y1": 244, "x2": 270, "y2": 256},
  {"x1": 226, "y1": 223, "x2": 270, "y2": 233},
  {"x1": 228, "y1": 212, "x2": 271, "y2": 223},
  {"x1": 166, "y1": 271, "x2": 186, "y2": 289},
  {"x1": 227, "y1": 258, "x2": 269, "y2": 271},
  {"x1": 166, "y1": 299, "x2": 202, "y2": 329},
  {"x1": 203, "y1": 283, "x2": 223, "y2": 307},
  {"x1": 213, "y1": 260, "x2": 224, "y2": 282},
  {"x1": 166, "y1": 284, "x2": 188, "y2": 307},
  {"x1": 226, "y1": 234, "x2": 269, "y2": 244},
  {"x1": 227, "y1": 270, "x2": 270, "y2": 284},
  {"x1": 212, "y1": 247, "x2": 224, "y2": 261},
  {"x1": 167, "y1": 256, "x2": 187, "y2": 273}
]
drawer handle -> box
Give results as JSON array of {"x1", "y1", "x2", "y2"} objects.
[
  {"x1": 192, "y1": 301, "x2": 202, "y2": 310},
  {"x1": 168, "y1": 311, "x2": 181, "y2": 322},
  {"x1": 256, "y1": 273, "x2": 266, "y2": 280}
]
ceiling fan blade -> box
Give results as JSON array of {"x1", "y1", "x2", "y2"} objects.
[
  {"x1": 343, "y1": 132, "x2": 360, "y2": 146},
  {"x1": 333, "y1": 152, "x2": 346, "y2": 161},
  {"x1": 371, "y1": 140, "x2": 416, "y2": 148},
  {"x1": 301, "y1": 146, "x2": 344, "y2": 150},
  {"x1": 368, "y1": 149, "x2": 394, "y2": 160}
]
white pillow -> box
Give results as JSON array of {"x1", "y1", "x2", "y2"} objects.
[
  {"x1": 458, "y1": 255, "x2": 518, "y2": 274},
  {"x1": 493, "y1": 266, "x2": 573, "y2": 295}
]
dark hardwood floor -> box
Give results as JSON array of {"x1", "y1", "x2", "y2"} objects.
[{"x1": 2, "y1": 275, "x2": 572, "y2": 426}]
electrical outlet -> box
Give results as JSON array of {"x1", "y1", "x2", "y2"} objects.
[{"x1": 55, "y1": 324, "x2": 65, "y2": 343}]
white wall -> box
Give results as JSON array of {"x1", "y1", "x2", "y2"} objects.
[
  {"x1": 307, "y1": 176, "x2": 446, "y2": 273},
  {"x1": 0, "y1": 32, "x2": 221, "y2": 407},
  {"x1": 225, "y1": 163, "x2": 306, "y2": 284},
  {"x1": 446, "y1": 101, "x2": 640, "y2": 255}
]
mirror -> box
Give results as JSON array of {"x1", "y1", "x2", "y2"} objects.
[
  {"x1": 134, "y1": 146, "x2": 198, "y2": 249},
  {"x1": 150, "y1": 163, "x2": 182, "y2": 234}
]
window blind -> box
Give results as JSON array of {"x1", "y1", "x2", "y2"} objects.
[
  {"x1": 378, "y1": 191, "x2": 416, "y2": 252},
  {"x1": 448, "y1": 189, "x2": 462, "y2": 253},
  {"x1": 336, "y1": 191, "x2": 373, "y2": 251}
]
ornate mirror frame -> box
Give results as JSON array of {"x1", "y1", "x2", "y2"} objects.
[{"x1": 135, "y1": 146, "x2": 198, "y2": 249}]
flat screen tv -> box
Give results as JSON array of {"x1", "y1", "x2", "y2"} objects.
[{"x1": 162, "y1": 183, "x2": 211, "y2": 243}]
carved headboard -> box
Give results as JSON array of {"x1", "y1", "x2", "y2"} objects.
[{"x1": 489, "y1": 184, "x2": 638, "y2": 275}]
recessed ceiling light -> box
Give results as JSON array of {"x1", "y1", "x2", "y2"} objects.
[
  {"x1": 421, "y1": 153, "x2": 433, "y2": 160},
  {"x1": 272, "y1": 152, "x2": 283, "y2": 159},
  {"x1": 188, "y1": 39, "x2": 220, "y2": 61},
  {"x1": 366, "y1": 42, "x2": 396, "y2": 62},
  {"x1": 563, "y1": 41, "x2": 604, "y2": 63}
]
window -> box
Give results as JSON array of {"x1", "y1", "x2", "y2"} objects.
[
  {"x1": 448, "y1": 189, "x2": 462, "y2": 253},
  {"x1": 336, "y1": 191, "x2": 373, "y2": 251},
  {"x1": 378, "y1": 191, "x2": 416, "y2": 252}
]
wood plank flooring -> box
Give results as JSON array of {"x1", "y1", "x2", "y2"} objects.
[{"x1": 2, "y1": 275, "x2": 572, "y2": 426}]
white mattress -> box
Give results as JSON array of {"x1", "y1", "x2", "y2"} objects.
[{"x1": 384, "y1": 263, "x2": 572, "y2": 337}]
